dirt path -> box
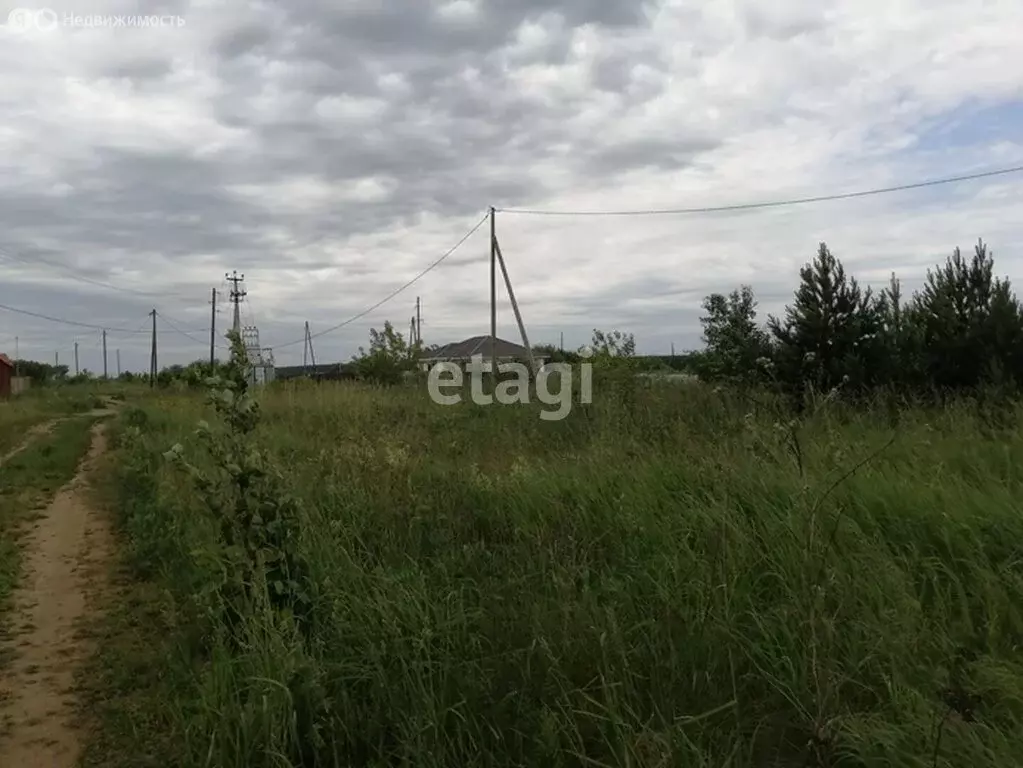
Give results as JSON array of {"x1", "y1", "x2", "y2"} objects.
[
  {"x1": 0, "y1": 418, "x2": 115, "y2": 767},
  {"x1": 0, "y1": 419, "x2": 63, "y2": 468}
]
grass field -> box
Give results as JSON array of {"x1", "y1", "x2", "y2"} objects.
[{"x1": 84, "y1": 378, "x2": 1023, "y2": 767}]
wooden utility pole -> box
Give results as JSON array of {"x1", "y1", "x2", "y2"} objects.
[
  {"x1": 416, "y1": 296, "x2": 422, "y2": 346},
  {"x1": 560, "y1": 331, "x2": 564, "y2": 352},
  {"x1": 493, "y1": 235, "x2": 536, "y2": 374},
  {"x1": 74, "y1": 341, "x2": 79, "y2": 376},
  {"x1": 14, "y1": 337, "x2": 18, "y2": 377},
  {"x1": 102, "y1": 329, "x2": 108, "y2": 379},
  {"x1": 209, "y1": 287, "x2": 217, "y2": 369},
  {"x1": 149, "y1": 309, "x2": 157, "y2": 388},
  {"x1": 303, "y1": 321, "x2": 310, "y2": 373},
  {"x1": 489, "y1": 207, "x2": 497, "y2": 384}
]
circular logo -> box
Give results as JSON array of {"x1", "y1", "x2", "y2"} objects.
[
  {"x1": 5, "y1": 7, "x2": 59, "y2": 32},
  {"x1": 34, "y1": 7, "x2": 58, "y2": 31},
  {"x1": 6, "y1": 7, "x2": 36, "y2": 31}
]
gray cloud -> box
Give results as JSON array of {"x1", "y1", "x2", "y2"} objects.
[{"x1": 0, "y1": 0, "x2": 1021, "y2": 371}]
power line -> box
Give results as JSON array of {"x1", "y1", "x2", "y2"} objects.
[
  {"x1": 494, "y1": 164, "x2": 1023, "y2": 217},
  {"x1": 0, "y1": 301, "x2": 151, "y2": 334},
  {"x1": 270, "y1": 211, "x2": 490, "y2": 350},
  {"x1": 0, "y1": 248, "x2": 198, "y2": 300},
  {"x1": 157, "y1": 311, "x2": 219, "y2": 347}
]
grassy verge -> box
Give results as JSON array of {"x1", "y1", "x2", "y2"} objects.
[
  {"x1": 77, "y1": 408, "x2": 189, "y2": 768},
  {"x1": 0, "y1": 414, "x2": 103, "y2": 642},
  {"x1": 83, "y1": 383, "x2": 1023, "y2": 767},
  {"x1": 0, "y1": 388, "x2": 109, "y2": 455}
]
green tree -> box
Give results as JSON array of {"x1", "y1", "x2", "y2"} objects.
[
  {"x1": 768, "y1": 243, "x2": 882, "y2": 405},
  {"x1": 909, "y1": 239, "x2": 1023, "y2": 393},
  {"x1": 352, "y1": 321, "x2": 419, "y2": 385},
  {"x1": 699, "y1": 285, "x2": 772, "y2": 386},
  {"x1": 588, "y1": 328, "x2": 636, "y2": 370},
  {"x1": 10, "y1": 359, "x2": 68, "y2": 385}
]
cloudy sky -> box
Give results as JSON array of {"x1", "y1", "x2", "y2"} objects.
[{"x1": 0, "y1": 0, "x2": 1021, "y2": 373}]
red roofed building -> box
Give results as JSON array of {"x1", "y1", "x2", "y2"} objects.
[{"x1": 0, "y1": 353, "x2": 13, "y2": 399}]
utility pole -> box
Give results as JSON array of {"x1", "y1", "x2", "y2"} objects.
[
  {"x1": 303, "y1": 321, "x2": 311, "y2": 373},
  {"x1": 209, "y1": 287, "x2": 217, "y2": 369},
  {"x1": 489, "y1": 206, "x2": 497, "y2": 384},
  {"x1": 416, "y1": 296, "x2": 422, "y2": 346},
  {"x1": 560, "y1": 331, "x2": 564, "y2": 352},
  {"x1": 225, "y1": 270, "x2": 246, "y2": 334},
  {"x1": 493, "y1": 235, "x2": 536, "y2": 374},
  {"x1": 74, "y1": 341, "x2": 79, "y2": 376},
  {"x1": 149, "y1": 309, "x2": 157, "y2": 388},
  {"x1": 14, "y1": 336, "x2": 18, "y2": 377},
  {"x1": 116, "y1": 349, "x2": 121, "y2": 377},
  {"x1": 102, "y1": 329, "x2": 108, "y2": 379}
]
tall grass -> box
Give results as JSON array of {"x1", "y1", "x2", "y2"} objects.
[{"x1": 90, "y1": 380, "x2": 1023, "y2": 767}]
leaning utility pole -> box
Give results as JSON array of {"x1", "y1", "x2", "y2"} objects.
[
  {"x1": 102, "y1": 329, "x2": 108, "y2": 379},
  {"x1": 416, "y1": 296, "x2": 422, "y2": 346},
  {"x1": 209, "y1": 287, "x2": 217, "y2": 369},
  {"x1": 303, "y1": 321, "x2": 311, "y2": 372},
  {"x1": 489, "y1": 207, "x2": 497, "y2": 383},
  {"x1": 225, "y1": 270, "x2": 246, "y2": 333},
  {"x1": 149, "y1": 309, "x2": 157, "y2": 388},
  {"x1": 74, "y1": 341, "x2": 79, "y2": 376},
  {"x1": 493, "y1": 235, "x2": 536, "y2": 374}
]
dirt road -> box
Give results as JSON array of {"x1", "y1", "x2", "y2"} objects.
[{"x1": 0, "y1": 418, "x2": 115, "y2": 767}]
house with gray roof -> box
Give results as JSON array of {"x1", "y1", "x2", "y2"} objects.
[{"x1": 419, "y1": 335, "x2": 546, "y2": 373}]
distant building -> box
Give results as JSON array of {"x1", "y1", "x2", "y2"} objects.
[
  {"x1": 419, "y1": 335, "x2": 546, "y2": 373},
  {"x1": 274, "y1": 363, "x2": 356, "y2": 382},
  {"x1": 0, "y1": 354, "x2": 12, "y2": 399}
]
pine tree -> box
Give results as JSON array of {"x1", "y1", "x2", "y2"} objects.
[
  {"x1": 910, "y1": 240, "x2": 1023, "y2": 393},
  {"x1": 768, "y1": 243, "x2": 881, "y2": 405}
]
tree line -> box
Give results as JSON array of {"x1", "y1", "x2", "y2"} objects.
[{"x1": 693, "y1": 238, "x2": 1023, "y2": 407}]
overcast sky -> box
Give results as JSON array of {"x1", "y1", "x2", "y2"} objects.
[{"x1": 1, "y1": 0, "x2": 1021, "y2": 372}]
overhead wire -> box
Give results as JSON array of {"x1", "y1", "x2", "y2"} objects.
[
  {"x1": 156, "y1": 311, "x2": 215, "y2": 347},
  {"x1": 0, "y1": 247, "x2": 200, "y2": 301},
  {"x1": 0, "y1": 301, "x2": 152, "y2": 334},
  {"x1": 3, "y1": 164, "x2": 1021, "y2": 355},
  {"x1": 269, "y1": 210, "x2": 490, "y2": 350},
  {"x1": 494, "y1": 164, "x2": 1023, "y2": 216}
]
